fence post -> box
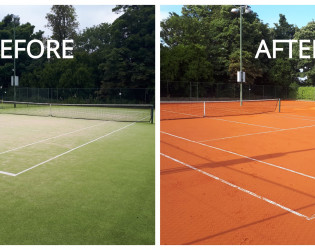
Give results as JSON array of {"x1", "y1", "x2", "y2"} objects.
[
  {"x1": 189, "y1": 82, "x2": 191, "y2": 100},
  {"x1": 263, "y1": 85, "x2": 264, "y2": 99}
]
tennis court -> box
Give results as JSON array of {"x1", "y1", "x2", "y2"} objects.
[
  {"x1": 0, "y1": 102, "x2": 155, "y2": 244},
  {"x1": 160, "y1": 99, "x2": 315, "y2": 244}
]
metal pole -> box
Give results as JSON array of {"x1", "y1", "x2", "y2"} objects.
[
  {"x1": 240, "y1": 6, "x2": 243, "y2": 106},
  {"x1": 13, "y1": 19, "x2": 16, "y2": 107}
]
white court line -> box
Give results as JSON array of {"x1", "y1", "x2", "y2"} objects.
[
  {"x1": 161, "y1": 131, "x2": 315, "y2": 180},
  {"x1": 0, "y1": 122, "x2": 109, "y2": 155},
  {"x1": 198, "y1": 124, "x2": 315, "y2": 143},
  {"x1": 14, "y1": 122, "x2": 135, "y2": 176},
  {"x1": 0, "y1": 170, "x2": 16, "y2": 176},
  {"x1": 279, "y1": 112, "x2": 315, "y2": 122},
  {"x1": 161, "y1": 109, "x2": 201, "y2": 118},
  {"x1": 210, "y1": 117, "x2": 280, "y2": 130},
  {"x1": 0, "y1": 122, "x2": 135, "y2": 177},
  {"x1": 161, "y1": 153, "x2": 315, "y2": 220},
  {"x1": 276, "y1": 113, "x2": 315, "y2": 122}
]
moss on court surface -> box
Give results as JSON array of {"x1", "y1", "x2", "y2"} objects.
[{"x1": 0, "y1": 117, "x2": 154, "y2": 245}]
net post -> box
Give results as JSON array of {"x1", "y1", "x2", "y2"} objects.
[
  {"x1": 150, "y1": 105, "x2": 154, "y2": 124},
  {"x1": 49, "y1": 103, "x2": 52, "y2": 117},
  {"x1": 203, "y1": 101, "x2": 206, "y2": 117},
  {"x1": 278, "y1": 98, "x2": 281, "y2": 112}
]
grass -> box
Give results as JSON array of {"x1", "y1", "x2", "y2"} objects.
[{"x1": 0, "y1": 115, "x2": 155, "y2": 244}]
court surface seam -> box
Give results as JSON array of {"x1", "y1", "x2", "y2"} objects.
[
  {"x1": 161, "y1": 131, "x2": 315, "y2": 180},
  {"x1": 0, "y1": 122, "x2": 135, "y2": 177},
  {"x1": 161, "y1": 153, "x2": 315, "y2": 220}
]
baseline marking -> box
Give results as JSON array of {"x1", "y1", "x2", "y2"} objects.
[
  {"x1": 161, "y1": 153, "x2": 314, "y2": 220},
  {"x1": 0, "y1": 121, "x2": 109, "y2": 155},
  {"x1": 161, "y1": 131, "x2": 315, "y2": 180},
  {"x1": 0, "y1": 170, "x2": 16, "y2": 177}
]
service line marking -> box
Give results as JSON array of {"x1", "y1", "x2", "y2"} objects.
[
  {"x1": 161, "y1": 153, "x2": 315, "y2": 220},
  {"x1": 161, "y1": 131, "x2": 315, "y2": 181},
  {"x1": 0, "y1": 122, "x2": 135, "y2": 177},
  {"x1": 210, "y1": 117, "x2": 281, "y2": 129},
  {"x1": 198, "y1": 123, "x2": 315, "y2": 143},
  {"x1": 0, "y1": 121, "x2": 109, "y2": 155}
]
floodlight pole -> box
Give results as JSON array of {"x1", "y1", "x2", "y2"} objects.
[
  {"x1": 239, "y1": 6, "x2": 243, "y2": 106},
  {"x1": 12, "y1": 15, "x2": 18, "y2": 106},
  {"x1": 231, "y1": 5, "x2": 251, "y2": 106}
]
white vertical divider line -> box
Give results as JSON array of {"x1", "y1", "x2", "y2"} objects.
[{"x1": 155, "y1": 3, "x2": 161, "y2": 246}]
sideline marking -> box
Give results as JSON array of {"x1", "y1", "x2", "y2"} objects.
[
  {"x1": 0, "y1": 122, "x2": 109, "y2": 155},
  {"x1": 0, "y1": 122, "x2": 135, "y2": 177},
  {"x1": 161, "y1": 153, "x2": 315, "y2": 220},
  {"x1": 161, "y1": 131, "x2": 315, "y2": 180},
  {"x1": 15, "y1": 122, "x2": 135, "y2": 176}
]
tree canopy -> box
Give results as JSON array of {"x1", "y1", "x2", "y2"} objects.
[
  {"x1": 0, "y1": 5, "x2": 155, "y2": 94},
  {"x1": 161, "y1": 5, "x2": 307, "y2": 87}
]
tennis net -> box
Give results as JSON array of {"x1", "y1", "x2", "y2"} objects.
[
  {"x1": 0, "y1": 101, "x2": 154, "y2": 123},
  {"x1": 161, "y1": 99, "x2": 280, "y2": 120}
]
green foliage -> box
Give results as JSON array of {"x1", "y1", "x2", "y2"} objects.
[
  {"x1": 161, "y1": 5, "x2": 271, "y2": 84},
  {"x1": 0, "y1": 15, "x2": 46, "y2": 87},
  {"x1": 99, "y1": 5, "x2": 155, "y2": 89},
  {"x1": 160, "y1": 6, "x2": 315, "y2": 89},
  {"x1": 296, "y1": 86, "x2": 315, "y2": 100},
  {"x1": 45, "y1": 5, "x2": 79, "y2": 41},
  {"x1": 229, "y1": 50, "x2": 264, "y2": 84},
  {"x1": 288, "y1": 82, "x2": 299, "y2": 99},
  {"x1": 161, "y1": 44, "x2": 214, "y2": 81},
  {"x1": 293, "y1": 21, "x2": 315, "y2": 84},
  {"x1": 0, "y1": 5, "x2": 154, "y2": 96},
  {"x1": 272, "y1": 14, "x2": 296, "y2": 39},
  {"x1": 268, "y1": 59, "x2": 294, "y2": 86}
]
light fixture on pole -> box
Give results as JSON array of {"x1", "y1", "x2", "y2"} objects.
[
  {"x1": 12, "y1": 15, "x2": 19, "y2": 106},
  {"x1": 231, "y1": 5, "x2": 252, "y2": 106}
]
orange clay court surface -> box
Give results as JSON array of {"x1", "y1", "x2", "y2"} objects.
[{"x1": 160, "y1": 100, "x2": 315, "y2": 245}]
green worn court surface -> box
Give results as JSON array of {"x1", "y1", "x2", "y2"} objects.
[{"x1": 0, "y1": 114, "x2": 155, "y2": 244}]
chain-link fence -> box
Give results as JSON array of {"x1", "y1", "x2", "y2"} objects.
[
  {"x1": 0, "y1": 87, "x2": 155, "y2": 105},
  {"x1": 161, "y1": 81, "x2": 291, "y2": 101}
]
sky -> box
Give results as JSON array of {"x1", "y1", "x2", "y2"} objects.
[
  {"x1": 0, "y1": 5, "x2": 122, "y2": 37},
  {"x1": 160, "y1": 5, "x2": 315, "y2": 28}
]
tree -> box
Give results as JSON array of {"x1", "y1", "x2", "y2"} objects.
[
  {"x1": 98, "y1": 5, "x2": 155, "y2": 88},
  {"x1": 0, "y1": 14, "x2": 46, "y2": 88},
  {"x1": 45, "y1": 5, "x2": 79, "y2": 54},
  {"x1": 262, "y1": 14, "x2": 298, "y2": 86},
  {"x1": 293, "y1": 21, "x2": 315, "y2": 84},
  {"x1": 272, "y1": 14, "x2": 296, "y2": 39},
  {"x1": 160, "y1": 5, "x2": 271, "y2": 84}
]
